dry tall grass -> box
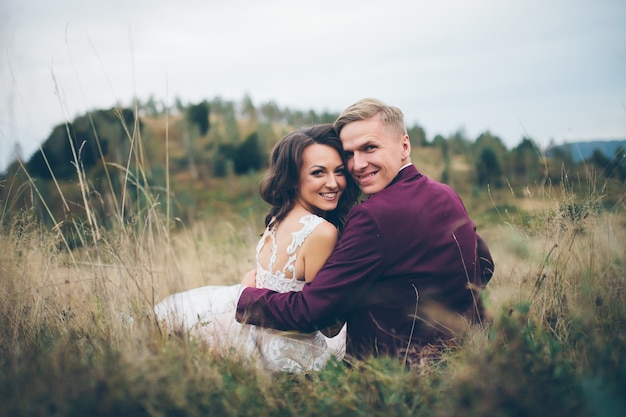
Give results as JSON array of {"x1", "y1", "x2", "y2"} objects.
[{"x1": 1, "y1": 125, "x2": 625, "y2": 416}]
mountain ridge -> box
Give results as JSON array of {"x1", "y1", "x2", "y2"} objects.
[{"x1": 546, "y1": 139, "x2": 626, "y2": 162}]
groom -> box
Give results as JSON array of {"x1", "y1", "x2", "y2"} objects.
[{"x1": 236, "y1": 98, "x2": 494, "y2": 362}]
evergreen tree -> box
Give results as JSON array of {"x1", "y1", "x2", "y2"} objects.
[
  {"x1": 407, "y1": 123, "x2": 427, "y2": 147},
  {"x1": 507, "y1": 137, "x2": 543, "y2": 184},
  {"x1": 472, "y1": 131, "x2": 507, "y2": 187},
  {"x1": 233, "y1": 132, "x2": 265, "y2": 174},
  {"x1": 186, "y1": 100, "x2": 210, "y2": 136},
  {"x1": 476, "y1": 147, "x2": 503, "y2": 187}
]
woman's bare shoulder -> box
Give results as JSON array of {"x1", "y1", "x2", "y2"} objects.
[{"x1": 305, "y1": 219, "x2": 338, "y2": 246}]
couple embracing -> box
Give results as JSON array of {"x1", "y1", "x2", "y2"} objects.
[{"x1": 155, "y1": 98, "x2": 494, "y2": 372}]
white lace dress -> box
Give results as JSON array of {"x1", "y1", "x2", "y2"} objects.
[{"x1": 154, "y1": 214, "x2": 346, "y2": 373}]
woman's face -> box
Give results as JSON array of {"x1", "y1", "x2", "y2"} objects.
[{"x1": 295, "y1": 143, "x2": 347, "y2": 215}]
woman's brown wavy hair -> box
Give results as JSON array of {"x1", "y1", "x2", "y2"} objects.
[{"x1": 259, "y1": 124, "x2": 360, "y2": 232}]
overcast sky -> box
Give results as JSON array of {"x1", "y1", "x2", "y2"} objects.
[{"x1": 1, "y1": 0, "x2": 625, "y2": 171}]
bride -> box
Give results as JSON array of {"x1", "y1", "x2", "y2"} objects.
[{"x1": 154, "y1": 124, "x2": 360, "y2": 373}]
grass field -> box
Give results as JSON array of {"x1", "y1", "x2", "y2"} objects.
[{"x1": 1, "y1": 149, "x2": 625, "y2": 416}]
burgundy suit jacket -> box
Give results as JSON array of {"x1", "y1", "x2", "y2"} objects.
[{"x1": 236, "y1": 165, "x2": 494, "y2": 359}]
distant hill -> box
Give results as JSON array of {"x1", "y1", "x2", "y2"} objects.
[{"x1": 547, "y1": 140, "x2": 626, "y2": 163}]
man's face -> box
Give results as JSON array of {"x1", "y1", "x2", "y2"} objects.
[{"x1": 339, "y1": 114, "x2": 410, "y2": 195}]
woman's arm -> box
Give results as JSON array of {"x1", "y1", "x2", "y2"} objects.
[
  {"x1": 301, "y1": 221, "x2": 345, "y2": 336},
  {"x1": 301, "y1": 221, "x2": 339, "y2": 283}
]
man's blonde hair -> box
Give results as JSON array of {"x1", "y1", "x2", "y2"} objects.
[{"x1": 334, "y1": 98, "x2": 407, "y2": 136}]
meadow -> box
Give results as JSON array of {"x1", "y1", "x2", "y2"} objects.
[{"x1": 1, "y1": 130, "x2": 625, "y2": 416}]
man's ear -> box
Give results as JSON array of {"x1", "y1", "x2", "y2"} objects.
[{"x1": 401, "y1": 134, "x2": 411, "y2": 159}]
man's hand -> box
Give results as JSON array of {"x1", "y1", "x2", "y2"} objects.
[{"x1": 240, "y1": 269, "x2": 257, "y2": 289}]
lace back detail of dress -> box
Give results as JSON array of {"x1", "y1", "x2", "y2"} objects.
[{"x1": 255, "y1": 214, "x2": 325, "y2": 293}]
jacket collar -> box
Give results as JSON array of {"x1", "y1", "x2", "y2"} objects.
[{"x1": 388, "y1": 164, "x2": 421, "y2": 187}]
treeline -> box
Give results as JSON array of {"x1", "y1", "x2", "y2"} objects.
[
  {"x1": 137, "y1": 94, "x2": 626, "y2": 188},
  {"x1": 1, "y1": 94, "x2": 624, "y2": 235}
]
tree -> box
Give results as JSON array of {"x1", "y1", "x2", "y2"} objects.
[
  {"x1": 210, "y1": 96, "x2": 228, "y2": 115},
  {"x1": 319, "y1": 111, "x2": 338, "y2": 124},
  {"x1": 473, "y1": 131, "x2": 507, "y2": 157},
  {"x1": 407, "y1": 123, "x2": 427, "y2": 147},
  {"x1": 476, "y1": 147, "x2": 503, "y2": 187},
  {"x1": 447, "y1": 128, "x2": 470, "y2": 155},
  {"x1": 222, "y1": 102, "x2": 240, "y2": 143},
  {"x1": 587, "y1": 148, "x2": 626, "y2": 181},
  {"x1": 233, "y1": 132, "x2": 265, "y2": 174},
  {"x1": 141, "y1": 94, "x2": 161, "y2": 117},
  {"x1": 431, "y1": 134, "x2": 451, "y2": 184},
  {"x1": 472, "y1": 131, "x2": 507, "y2": 187},
  {"x1": 507, "y1": 137, "x2": 544, "y2": 185},
  {"x1": 214, "y1": 143, "x2": 237, "y2": 177},
  {"x1": 173, "y1": 96, "x2": 185, "y2": 114},
  {"x1": 260, "y1": 100, "x2": 281, "y2": 123},
  {"x1": 25, "y1": 108, "x2": 138, "y2": 180},
  {"x1": 241, "y1": 94, "x2": 257, "y2": 124},
  {"x1": 544, "y1": 142, "x2": 575, "y2": 185},
  {"x1": 186, "y1": 100, "x2": 210, "y2": 136},
  {"x1": 431, "y1": 134, "x2": 446, "y2": 149}
]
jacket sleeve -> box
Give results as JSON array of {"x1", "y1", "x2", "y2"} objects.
[{"x1": 236, "y1": 206, "x2": 385, "y2": 332}]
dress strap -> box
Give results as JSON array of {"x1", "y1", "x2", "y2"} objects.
[
  {"x1": 256, "y1": 214, "x2": 326, "y2": 279},
  {"x1": 281, "y1": 215, "x2": 325, "y2": 276}
]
